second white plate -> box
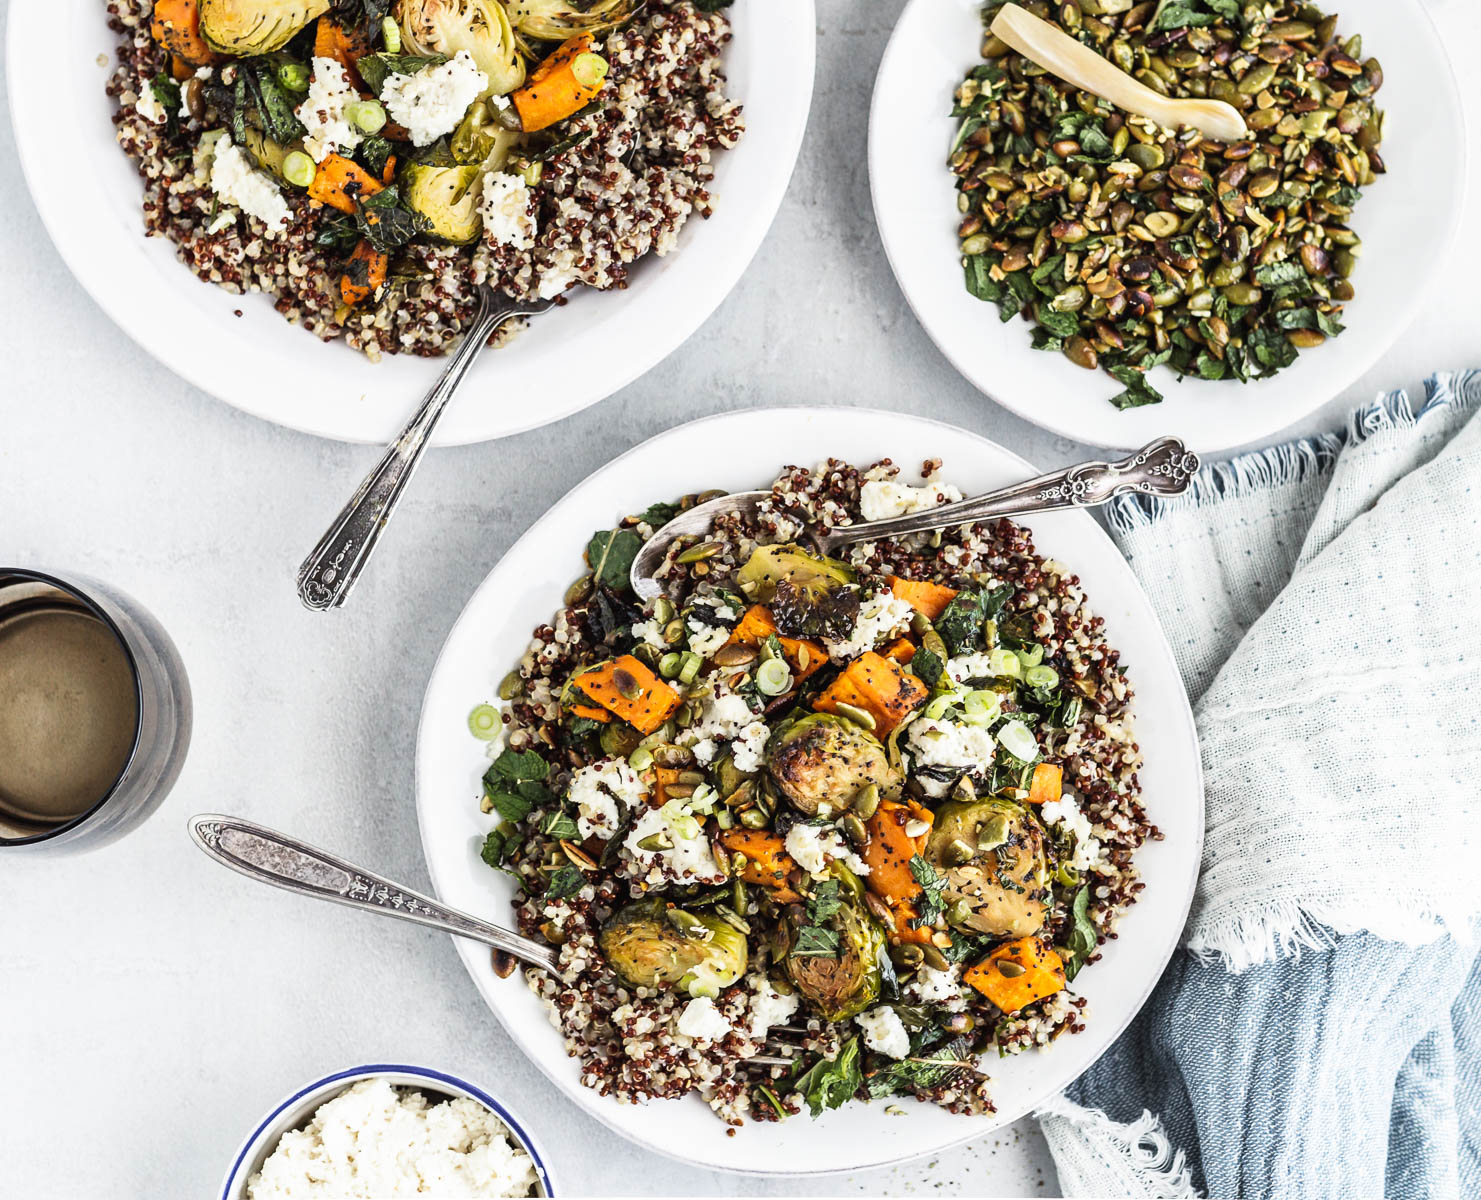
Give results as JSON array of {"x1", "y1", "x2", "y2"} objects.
[
  {"x1": 6, "y1": 1, "x2": 815, "y2": 446},
  {"x1": 415, "y1": 406, "x2": 1203, "y2": 1175},
  {"x1": 869, "y1": 0, "x2": 1465, "y2": 453}
]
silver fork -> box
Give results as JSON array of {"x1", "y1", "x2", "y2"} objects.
[{"x1": 297, "y1": 287, "x2": 554, "y2": 611}]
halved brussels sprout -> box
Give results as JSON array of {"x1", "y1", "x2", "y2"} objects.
[
  {"x1": 925, "y1": 797, "x2": 1048, "y2": 938},
  {"x1": 735, "y1": 544, "x2": 856, "y2": 606},
  {"x1": 451, "y1": 100, "x2": 522, "y2": 168},
  {"x1": 505, "y1": 0, "x2": 638, "y2": 42},
  {"x1": 240, "y1": 127, "x2": 303, "y2": 180},
  {"x1": 395, "y1": 0, "x2": 525, "y2": 96},
  {"x1": 780, "y1": 867, "x2": 886, "y2": 1022},
  {"x1": 199, "y1": 0, "x2": 329, "y2": 56},
  {"x1": 402, "y1": 162, "x2": 484, "y2": 243},
  {"x1": 599, "y1": 899, "x2": 748, "y2": 997},
  {"x1": 766, "y1": 712, "x2": 901, "y2": 817}
]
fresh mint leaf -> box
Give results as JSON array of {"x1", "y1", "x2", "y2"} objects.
[
  {"x1": 792, "y1": 924, "x2": 840, "y2": 958},
  {"x1": 865, "y1": 1034, "x2": 981, "y2": 1099},
  {"x1": 489, "y1": 750, "x2": 551, "y2": 783},
  {"x1": 806, "y1": 879, "x2": 843, "y2": 924},
  {"x1": 479, "y1": 829, "x2": 506, "y2": 868},
  {"x1": 586, "y1": 528, "x2": 643, "y2": 592},
  {"x1": 1107, "y1": 363, "x2": 1164, "y2": 409},
  {"x1": 542, "y1": 811, "x2": 580, "y2": 840},
  {"x1": 793, "y1": 1038, "x2": 862, "y2": 1116},
  {"x1": 638, "y1": 500, "x2": 680, "y2": 528},
  {"x1": 356, "y1": 52, "x2": 446, "y2": 94},
  {"x1": 1062, "y1": 885, "x2": 1099, "y2": 981},
  {"x1": 545, "y1": 865, "x2": 585, "y2": 900},
  {"x1": 909, "y1": 855, "x2": 947, "y2": 926}
]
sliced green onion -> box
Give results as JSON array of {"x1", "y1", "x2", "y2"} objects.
[
  {"x1": 988, "y1": 648, "x2": 1021, "y2": 678},
  {"x1": 571, "y1": 52, "x2": 609, "y2": 89},
  {"x1": 381, "y1": 15, "x2": 402, "y2": 53},
  {"x1": 677, "y1": 652, "x2": 702, "y2": 686},
  {"x1": 628, "y1": 745, "x2": 653, "y2": 772},
  {"x1": 756, "y1": 657, "x2": 792, "y2": 696},
  {"x1": 689, "y1": 784, "x2": 719, "y2": 814},
  {"x1": 467, "y1": 703, "x2": 500, "y2": 740},
  {"x1": 523, "y1": 161, "x2": 543, "y2": 187},
  {"x1": 1017, "y1": 643, "x2": 1045, "y2": 669},
  {"x1": 959, "y1": 689, "x2": 1002, "y2": 726},
  {"x1": 1024, "y1": 665, "x2": 1060, "y2": 689},
  {"x1": 346, "y1": 99, "x2": 387, "y2": 134},
  {"x1": 277, "y1": 62, "x2": 309, "y2": 92},
  {"x1": 657, "y1": 651, "x2": 682, "y2": 679},
  {"x1": 924, "y1": 690, "x2": 958, "y2": 721},
  {"x1": 997, "y1": 720, "x2": 1039, "y2": 762},
  {"x1": 282, "y1": 149, "x2": 316, "y2": 188}
]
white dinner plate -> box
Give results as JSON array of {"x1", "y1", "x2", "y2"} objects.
[
  {"x1": 869, "y1": 0, "x2": 1465, "y2": 453},
  {"x1": 415, "y1": 407, "x2": 1203, "y2": 1176},
  {"x1": 5, "y1": 2, "x2": 814, "y2": 445}
]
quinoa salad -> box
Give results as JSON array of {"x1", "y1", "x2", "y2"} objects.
[
  {"x1": 468, "y1": 458, "x2": 1157, "y2": 1125},
  {"x1": 107, "y1": 0, "x2": 743, "y2": 361}
]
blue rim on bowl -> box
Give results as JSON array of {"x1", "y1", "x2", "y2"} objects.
[{"x1": 220, "y1": 1063, "x2": 556, "y2": 1199}]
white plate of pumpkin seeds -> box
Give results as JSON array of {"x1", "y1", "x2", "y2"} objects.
[
  {"x1": 415, "y1": 407, "x2": 1203, "y2": 1174},
  {"x1": 870, "y1": 0, "x2": 1466, "y2": 453}
]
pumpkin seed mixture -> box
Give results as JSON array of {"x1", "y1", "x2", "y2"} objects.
[
  {"x1": 469, "y1": 460, "x2": 1155, "y2": 1124},
  {"x1": 951, "y1": 0, "x2": 1386, "y2": 408},
  {"x1": 106, "y1": 0, "x2": 742, "y2": 361}
]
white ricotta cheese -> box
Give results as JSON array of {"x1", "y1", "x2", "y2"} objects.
[
  {"x1": 677, "y1": 688, "x2": 761, "y2": 765},
  {"x1": 826, "y1": 591, "x2": 915, "y2": 663},
  {"x1": 623, "y1": 806, "x2": 724, "y2": 887},
  {"x1": 296, "y1": 56, "x2": 363, "y2": 163},
  {"x1": 134, "y1": 78, "x2": 166, "y2": 125},
  {"x1": 946, "y1": 653, "x2": 998, "y2": 684},
  {"x1": 207, "y1": 137, "x2": 291, "y2": 235},
  {"x1": 630, "y1": 617, "x2": 667, "y2": 649},
  {"x1": 859, "y1": 478, "x2": 963, "y2": 522},
  {"x1": 784, "y1": 823, "x2": 870, "y2": 878},
  {"x1": 686, "y1": 618, "x2": 731, "y2": 659},
  {"x1": 855, "y1": 1006, "x2": 911, "y2": 1060},
  {"x1": 676, "y1": 996, "x2": 733, "y2": 1042},
  {"x1": 568, "y1": 758, "x2": 648, "y2": 839},
  {"x1": 742, "y1": 974, "x2": 800, "y2": 1041},
  {"x1": 905, "y1": 964, "x2": 970, "y2": 1012},
  {"x1": 481, "y1": 172, "x2": 537, "y2": 251},
  {"x1": 244, "y1": 1078, "x2": 536, "y2": 1200},
  {"x1": 1041, "y1": 793, "x2": 1101, "y2": 871},
  {"x1": 380, "y1": 50, "x2": 488, "y2": 147},
  {"x1": 730, "y1": 721, "x2": 771, "y2": 773},
  {"x1": 907, "y1": 717, "x2": 998, "y2": 797}
]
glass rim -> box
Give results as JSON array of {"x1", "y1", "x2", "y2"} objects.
[{"x1": 0, "y1": 567, "x2": 145, "y2": 847}]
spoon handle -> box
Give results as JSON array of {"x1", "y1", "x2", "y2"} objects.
[
  {"x1": 188, "y1": 814, "x2": 561, "y2": 975},
  {"x1": 990, "y1": 3, "x2": 1248, "y2": 142},
  {"x1": 814, "y1": 436, "x2": 1199, "y2": 553},
  {"x1": 296, "y1": 290, "x2": 531, "y2": 612}
]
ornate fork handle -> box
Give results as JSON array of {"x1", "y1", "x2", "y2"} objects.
[
  {"x1": 812, "y1": 436, "x2": 1199, "y2": 553},
  {"x1": 188, "y1": 814, "x2": 561, "y2": 974},
  {"x1": 297, "y1": 289, "x2": 551, "y2": 612}
]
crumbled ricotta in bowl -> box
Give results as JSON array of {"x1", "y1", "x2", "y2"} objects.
[
  {"x1": 380, "y1": 51, "x2": 488, "y2": 147},
  {"x1": 784, "y1": 823, "x2": 870, "y2": 878},
  {"x1": 296, "y1": 56, "x2": 363, "y2": 162},
  {"x1": 1041, "y1": 792, "x2": 1102, "y2": 871},
  {"x1": 481, "y1": 172, "x2": 537, "y2": 251},
  {"x1": 858, "y1": 478, "x2": 963, "y2": 522},
  {"x1": 742, "y1": 974, "x2": 800, "y2": 1040},
  {"x1": 623, "y1": 806, "x2": 725, "y2": 887},
  {"x1": 855, "y1": 1006, "x2": 910, "y2": 1059},
  {"x1": 676, "y1": 995, "x2": 733, "y2": 1042},
  {"x1": 906, "y1": 716, "x2": 998, "y2": 795},
  {"x1": 133, "y1": 78, "x2": 165, "y2": 124},
  {"x1": 825, "y1": 590, "x2": 915, "y2": 663},
  {"x1": 905, "y1": 964, "x2": 970, "y2": 1012},
  {"x1": 677, "y1": 687, "x2": 762, "y2": 765},
  {"x1": 245, "y1": 1078, "x2": 537, "y2": 1199},
  {"x1": 206, "y1": 137, "x2": 290, "y2": 234},
  {"x1": 568, "y1": 758, "x2": 648, "y2": 839}
]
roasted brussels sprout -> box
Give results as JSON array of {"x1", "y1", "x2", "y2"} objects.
[
  {"x1": 599, "y1": 899, "x2": 748, "y2": 997},
  {"x1": 925, "y1": 797, "x2": 1048, "y2": 938},
  {"x1": 766, "y1": 713, "x2": 902, "y2": 818},
  {"x1": 735, "y1": 544, "x2": 856, "y2": 606},
  {"x1": 199, "y1": 0, "x2": 329, "y2": 55},
  {"x1": 780, "y1": 868, "x2": 887, "y2": 1022},
  {"x1": 505, "y1": 0, "x2": 638, "y2": 41},
  {"x1": 402, "y1": 162, "x2": 484, "y2": 243},
  {"x1": 395, "y1": 0, "x2": 525, "y2": 96},
  {"x1": 451, "y1": 100, "x2": 521, "y2": 168},
  {"x1": 240, "y1": 126, "x2": 301, "y2": 180}
]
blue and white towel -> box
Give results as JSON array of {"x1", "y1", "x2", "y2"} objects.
[{"x1": 1037, "y1": 372, "x2": 1481, "y2": 1199}]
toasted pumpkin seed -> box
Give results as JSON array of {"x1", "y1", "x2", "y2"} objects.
[
  {"x1": 996, "y1": 958, "x2": 1027, "y2": 978},
  {"x1": 831, "y1": 702, "x2": 877, "y2": 732}
]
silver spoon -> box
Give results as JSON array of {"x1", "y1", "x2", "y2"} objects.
[
  {"x1": 297, "y1": 288, "x2": 554, "y2": 612},
  {"x1": 188, "y1": 813, "x2": 561, "y2": 975},
  {"x1": 631, "y1": 435, "x2": 1199, "y2": 600},
  {"x1": 188, "y1": 813, "x2": 799, "y2": 1067}
]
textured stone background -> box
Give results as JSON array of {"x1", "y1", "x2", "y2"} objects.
[{"x1": 3, "y1": 0, "x2": 1478, "y2": 1194}]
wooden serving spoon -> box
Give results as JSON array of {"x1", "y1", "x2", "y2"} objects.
[{"x1": 990, "y1": 3, "x2": 1250, "y2": 142}]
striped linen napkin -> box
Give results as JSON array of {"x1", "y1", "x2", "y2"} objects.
[{"x1": 1036, "y1": 371, "x2": 1481, "y2": 1198}]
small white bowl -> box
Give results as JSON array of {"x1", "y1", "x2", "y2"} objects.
[{"x1": 220, "y1": 1064, "x2": 556, "y2": 1199}]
